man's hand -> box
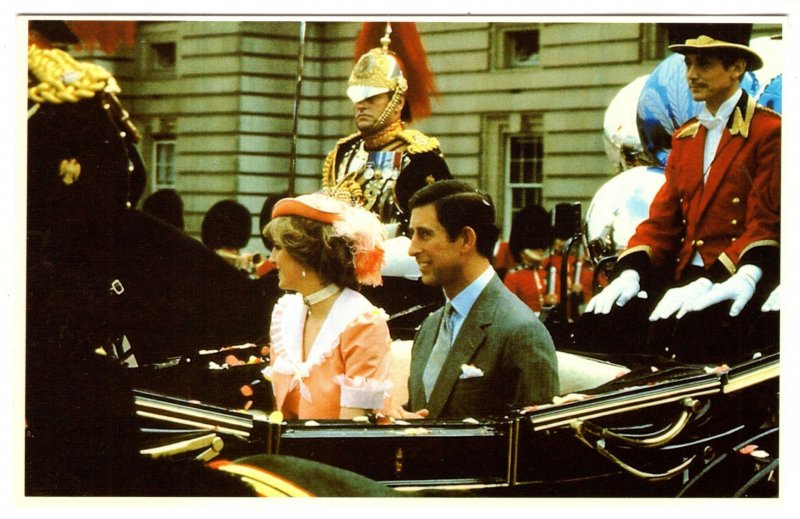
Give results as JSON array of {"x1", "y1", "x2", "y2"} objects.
[
  {"x1": 649, "y1": 277, "x2": 713, "y2": 321},
  {"x1": 762, "y1": 285, "x2": 780, "y2": 312},
  {"x1": 585, "y1": 269, "x2": 642, "y2": 314},
  {"x1": 679, "y1": 265, "x2": 762, "y2": 317}
]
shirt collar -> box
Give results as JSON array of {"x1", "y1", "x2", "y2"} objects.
[
  {"x1": 447, "y1": 265, "x2": 495, "y2": 320},
  {"x1": 698, "y1": 89, "x2": 742, "y2": 128}
]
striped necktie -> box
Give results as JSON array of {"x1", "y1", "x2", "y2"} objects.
[{"x1": 423, "y1": 303, "x2": 454, "y2": 402}]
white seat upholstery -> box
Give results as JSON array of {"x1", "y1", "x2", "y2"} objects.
[
  {"x1": 387, "y1": 340, "x2": 629, "y2": 409},
  {"x1": 555, "y1": 351, "x2": 629, "y2": 394}
]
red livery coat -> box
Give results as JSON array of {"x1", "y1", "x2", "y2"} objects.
[{"x1": 620, "y1": 91, "x2": 780, "y2": 281}]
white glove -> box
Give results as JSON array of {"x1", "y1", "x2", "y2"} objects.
[
  {"x1": 586, "y1": 269, "x2": 643, "y2": 314},
  {"x1": 678, "y1": 265, "x2": 762, "y2": 318},
  {"x1": 649, "y1": 277, "x2": 713, "y2": 321},
  {"x1": 761, "y1": 285, "x2": 780, "y2": 312}
]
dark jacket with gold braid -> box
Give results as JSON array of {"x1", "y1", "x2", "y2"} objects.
[
  {"x1": 322, "y1": 122, "x2": 451, "y2": 233},
  {"x1": 617, "y1": 90, "x2": 780, "y2": 294}
]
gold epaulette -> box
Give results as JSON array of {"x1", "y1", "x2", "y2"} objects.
[
  {"x1": 28, "y1": 44, "x2": 119, "y2": 105},
  {"x1": 675, "y1": 120, "x2": 701, "y2": 139},
  {"x1": 398, "y1": 129, "x2": 442, "y2": 154}
]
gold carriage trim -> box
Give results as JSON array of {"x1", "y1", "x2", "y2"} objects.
[
  {"x1": 717, "y1": 252, "x2": 736, "y2": 275},
  {"x1": 618, "y1": 245, "x2": 653, "y2": 261},
  {"x1": 213, "y1": 461, "x2": 315, "y2": 497},
  {"x1": 676, "y1": 121, "x2": 701, "y2": 140},
  {"x1": 28, "y1": 44, "x2": 119, "y2": 104}
]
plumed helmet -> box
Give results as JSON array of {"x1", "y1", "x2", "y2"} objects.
[
  {"x1": 347, "y1": 28, "x2": 408, "y2": 105},
  {"x1": 347, "y1": 22, "x2": 438, "y2": 122}
]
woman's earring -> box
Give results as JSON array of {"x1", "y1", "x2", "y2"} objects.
[{"x1": 301, "y1": 269, "x2": 306, "y2": 278}]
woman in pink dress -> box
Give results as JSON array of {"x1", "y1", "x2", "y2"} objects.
[{"x1": 262, "y1": 193, "x2": 392, "y2": 419}]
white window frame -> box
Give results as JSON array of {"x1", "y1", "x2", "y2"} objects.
[
  {"x1": 152, "y1": 138, "x2": 177, "y2": 190},
  {"x1": 503, "y1": 133, "x2": 544, "y2": 233}
]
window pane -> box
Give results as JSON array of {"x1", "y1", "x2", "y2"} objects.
[
  {"x1": 506, "y1": 29, "x2": 540, "y2": 67},
  {"x1": 154, "y1": 141, "x2": 176, "y2": 188},
  {"x1": 522, "y1": 160, "x2": 534, "y2": 183},
  {"x1": 151, "y1": 42, "x2": 176, "y2": 71},
  {"x1": 509, "y1": 160, "x2": 521, "y2": 183},
  {"x1": 506, "y1": 130, "x2": 544, "y2": 230}
]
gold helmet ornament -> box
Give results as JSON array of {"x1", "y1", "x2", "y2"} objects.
[
  {"x1": 347, "y1": 23, "x2": 408, "y2": 105},
  {"x1": 346, "y1": 22, "x2": 438, "y2": 124}
]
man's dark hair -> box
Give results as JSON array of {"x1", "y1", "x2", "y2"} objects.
[{"x1": 408, "y1": 179, "x2": 500, "y2": 259}]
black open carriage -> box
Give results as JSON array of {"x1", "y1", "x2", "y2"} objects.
[{"x1": 24, "y1": 34, "x2": 780, "y2": 499}]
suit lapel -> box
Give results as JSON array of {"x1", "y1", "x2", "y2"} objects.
[
  {"x1": 408, "y1": 310, "x2": 440, "y2": 410},
  {"x1": 425, "y1": 278, "x2": 499, "y2": 417}
]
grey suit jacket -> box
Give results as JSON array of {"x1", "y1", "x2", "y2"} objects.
[{"x1": 407, "y1": 275, "x2": 559, "y2": 418}]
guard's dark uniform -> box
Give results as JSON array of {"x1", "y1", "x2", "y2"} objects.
[{"x1": 322, "y1": 126, "x2": 451, "y2": 232}]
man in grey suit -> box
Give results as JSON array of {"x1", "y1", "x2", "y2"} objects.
[{"x1": 400, "y1": 180, "x2": 559, "y2": 419}]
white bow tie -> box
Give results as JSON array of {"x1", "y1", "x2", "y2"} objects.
[{"x1": 698, "y1": 113, "x2": 725, "y2": 130}]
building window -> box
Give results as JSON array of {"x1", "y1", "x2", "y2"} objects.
[
  {"x1": 505, "y1": 29, "x2": 540, "y2": 67},
  {"x1": 505, "y1": 134, "x2": 543, "y2": 224},
  {"x1": 152, "y1": 139, "x2": 176, "y2": 189},
  {"x1": 147, "y1": 41, "x2": 176, "y2": 74}
]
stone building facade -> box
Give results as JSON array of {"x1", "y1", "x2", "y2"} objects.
[{"x1": 73, "y1": 19, "x2": 782, "y2": 253}]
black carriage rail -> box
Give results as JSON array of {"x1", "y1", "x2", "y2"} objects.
[{"x1": 133, "y1": 352, "x2": 779, "y2": 493}]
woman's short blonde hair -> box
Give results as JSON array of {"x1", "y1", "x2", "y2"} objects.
[{"x1": 264, "y1": 215, "x2": 358, "y2": 289}]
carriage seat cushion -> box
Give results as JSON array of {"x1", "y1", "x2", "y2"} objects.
[{"x1": 388, "y1": 340, "x2": 629, "y2": 410}]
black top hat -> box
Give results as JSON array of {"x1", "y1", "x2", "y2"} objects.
[{"x1": 662, "y1": 23, "x2": 762, "y2": 70}]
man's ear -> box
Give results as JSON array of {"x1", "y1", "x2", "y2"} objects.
[
  {"x1": 460, "y1": 226, "x2": 478, "y2": 252},
  {"x1": 730, "y1": 58, "x2": 747, "y2": 81}
]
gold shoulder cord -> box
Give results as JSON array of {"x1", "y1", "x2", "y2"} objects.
[
  {"x1": 28, "y1": 43, "x2": 119, "y2": 105},
  {"x1": 398, "y1": 129, "x2": 441, "y2": 154}
]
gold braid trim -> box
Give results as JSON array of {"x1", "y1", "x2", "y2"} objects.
[
  {"x1": 28, "y1": 44, "x2": 120, "y2": 104},
  {"x1": 717, "y1": 252, "x2": 737, "y2": 275},
  {"x1": 729, "y1": 95, "x2": 757, "y2": 138},
  {"x1": 322, "y1": 132, "x2": 360, "y2": 190},
  {"x1": 740, "y1": 239, "x2": 779, "y2": 258},
  {"x1": 755, "y1": 104, "x2": 781, "y2": 118},
  {"x1": 363, "y1": 120, "x2": 404, "y2": 149},
  {"x1": 397, "y1": 129, "x2": 441, "y2": 154},
  {"x1": 618, "y1": 245, "x2": 653, "y2": 261}
]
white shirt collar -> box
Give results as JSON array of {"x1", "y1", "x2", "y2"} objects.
[
  {"x1": 698, "y1": 89, "x2": 742, "y2": 129},
  {"x1": 447, "y1": 265, "x2": 495, "y2": 323}
]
